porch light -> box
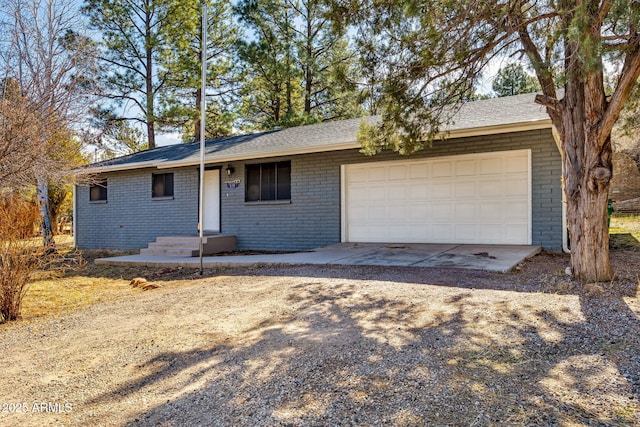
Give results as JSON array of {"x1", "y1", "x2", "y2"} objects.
[{"x1": 225, "y1": 164, "x2": 234, "y2": 176}]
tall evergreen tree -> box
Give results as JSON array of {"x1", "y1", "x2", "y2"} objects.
[
  {"x1": 236, "y1": 0, "x2": 302, "y2": 130},
  {"x1": 160, "y1": 0, "x2": 239, "y2": 142},
  {"x1": 82, "y1": 0, "x2": 171, "y2": 149},
  {"x1": 292, "y1": 0, "x2": 362, "y2": 122},
  {"x1": 492, "y1": 63, "x2": 541, "y2": 97},
  {"x1": 235, "y1": 0, "x2": 362, "y2": 131}
]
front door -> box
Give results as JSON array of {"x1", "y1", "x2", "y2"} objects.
[{"x1": 203, "y1": 169, "x2": 220, "y2": 232}]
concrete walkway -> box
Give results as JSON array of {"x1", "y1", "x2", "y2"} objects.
[{"x1": 95, "y1": 243, "x2": 542, "y2": 273}]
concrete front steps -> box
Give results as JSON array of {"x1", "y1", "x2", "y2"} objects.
[{"x1": 140, "y1": 235, "x2": 236, "y2": 257}]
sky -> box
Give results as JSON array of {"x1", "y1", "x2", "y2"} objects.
[
  {"x1": 152, "y1": 57, "x2": 515, "y2": 148},
  {"x1": 3, "y1": 0, "x2": 523, "y2": 149}
]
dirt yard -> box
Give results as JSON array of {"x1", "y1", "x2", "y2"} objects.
[{"x1": 0, "y1": 224, "x2": 639, "y2": 426}]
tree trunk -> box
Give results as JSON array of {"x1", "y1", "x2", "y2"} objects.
[
  {"x1": 37, "y1": 177, "x2": 55, "y2": 249},
  {"x1": 560, "y1": 82, "x2": 614, "y2": 283},
  {"x1": 565, "y1": 175, "x2": 613, "y2": 282},
  {"x1": 304, "y1": 15, "x2": 313, "y2": 114},
  {"x1": 50, "y1": 210, "x2": 59, "y2": 236},
  {"x1": 145, "y1": 2, "x2": 156, "y2": 149},
  {"x1": 273, "y1": 82, "x2": 281, "y2": 122},
  {"x1": 146, "y1": 116, "x2": 155, "y2": 149},
  {"x1": 286, "y1": 66, "x2": 293, "y2": 117},
  {"x1": 304, "y1": 64, "x2": 312, "y2": 114}
]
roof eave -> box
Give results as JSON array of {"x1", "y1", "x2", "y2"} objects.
[
  {"x1": 155, "y1": 141, "x2": 360, "y2": 169},
  {"x1": 445, "y1": 118, "x2": 552, "y2": 139},
  {"x1": 85, "y1": 119, "x2": 553, "y2": 173},
  {"x1": 76, "y1": 160, "x2": 161, "y2": 174}
]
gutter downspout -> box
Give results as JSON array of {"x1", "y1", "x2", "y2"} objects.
[
  {"x1": 552, "y1": 126, "x2": 570, "y2": 253},
  {"x1": 72, "y1": 184, "x2": 77, "y2": 249},
  {"x1": 562, "y1": 191, "x2": 569, "y2": 253}
]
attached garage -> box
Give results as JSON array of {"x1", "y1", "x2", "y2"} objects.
[
  {"x1": 342, "y1": 149, "x2": 531, "y2": 245},
  {"x1": 77, "y1": 93, "x2": 563, "y2": 252}
]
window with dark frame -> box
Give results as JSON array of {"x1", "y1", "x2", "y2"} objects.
[
  {"x1": 152, "y1": 173, "x2": 174, "y2": 198},
  {"x1": 245, "y1": 161, "x2": 291, "y2": 202},
  {"x1": 89, "y1": 180, "x2": 107, "y2": 201}
]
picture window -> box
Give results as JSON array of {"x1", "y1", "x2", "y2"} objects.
[{"x1": 245, "y1": 161, "x2": 291, "y2": 202}]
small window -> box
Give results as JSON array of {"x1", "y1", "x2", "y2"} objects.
[
  {"x1": 89, "y1": 180, "x2": 107, "y2": 201},
  {"x1": 152, "y1": 173, "x2": 174, "y2": 198},
  {"x1": 245, "y1": 161, "x2": 291, "y2": 202}
]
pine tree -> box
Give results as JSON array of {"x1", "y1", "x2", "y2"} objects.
[
  {"x1": 160, "y1": 0, "x2": 239, "y2": 142},
  {"x1": 292, "y1": 0, "x2": 362, "y2": 122},
  {"x1": 236, "y1": 0, "x2": 303, "y2": 130},
  {"x1": 492, "y1": 63, "x2": 541, "y2": 97},
  {"x1": 83, "y1": 0, "x2": 171, "y2": 149},
  {"x1": 235, "y1": 0, "x2": 362, "y2": 131}
]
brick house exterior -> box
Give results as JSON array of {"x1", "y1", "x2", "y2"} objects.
[{"x1": 75, "y1": 94, "x2": 564, "y2": 252}]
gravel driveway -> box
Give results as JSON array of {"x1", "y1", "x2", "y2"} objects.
[{"x1": 1, "y1": 252, "x2": 639, "y2": 426}]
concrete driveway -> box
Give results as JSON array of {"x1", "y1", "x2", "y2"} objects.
[{"x1": 96, "y1": 243, "x2": 541, "y2": 273}]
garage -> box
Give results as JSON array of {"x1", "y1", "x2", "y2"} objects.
[{"x1": 341, "y1": 149, "x2": 531, "y2": 245}]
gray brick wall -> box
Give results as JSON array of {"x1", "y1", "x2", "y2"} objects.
[
  {"x1": 76, "y1": 167, "x2": 199, "y2": 250},
  {"x1": 218, "y1": 128, "x2": 562, "y2": 251},
  {"x1": 76, "y1": 128, "x2": 563, "y2": 251}
]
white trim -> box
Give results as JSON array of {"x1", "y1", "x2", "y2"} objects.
[
  {"x1": 445, "y1": 119, "x2": 552, "y2": 140},
  {"x1": 155, "y1": 142, "x2": 360, "y2": 169},
  {"x1": 562, "y1": 193, "x2": 570, "y2": 253},
  {"x1": 340, "y1": 164, "x2": 347, "y2": 242},
  {"x1": 551, "y1": 125, "x2": 570, "y2": 253},
  {"x1": 72, "y1": 184, "x2": 77, "y2": 248},
  {"x1": 85, "y1": 120, "x2": 553, "y2": 173},
  {"x1": 341, "y1": 148, "x2": 531, "y2": 170},
  {"x1": 527, "y1": 149, "x2": 533, "y2": 245},
  {"x1": 80, "y1": 160, "x2": 160, "y2": 173}
]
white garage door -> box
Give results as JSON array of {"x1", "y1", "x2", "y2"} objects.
[{"x1": 342, "y1": 149, "x2": 531, "y2": 244}]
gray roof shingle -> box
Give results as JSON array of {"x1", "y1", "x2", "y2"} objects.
[{"x1": 88, "y1": 93, "x2": 550, "y2": 172}]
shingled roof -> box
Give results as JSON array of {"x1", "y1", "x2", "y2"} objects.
[{"x1": 87, "y1": 92, "x2": 551, "y2": 172}]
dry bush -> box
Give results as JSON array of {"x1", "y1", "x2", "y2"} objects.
[
  {"x1": 0, "y1": 81, "x2": 47, "y2": 190},
  {"x1": 0, "y1": 193, "x2": 48, "y2": 322}
]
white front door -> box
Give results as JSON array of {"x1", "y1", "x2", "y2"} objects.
[{"x1": 203, "y1": 169, "x2": 220, "y2": 232}]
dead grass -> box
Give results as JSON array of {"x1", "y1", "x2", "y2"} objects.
[
  {"x1": 21, "y1": 275, "x2": 133, "y2": 320},
  {"x1": 17, "y1": 235, "x2": 208, "y2": 321},
  {"x1": 18, "y1": 236, "x2": 144, "y2": 321},
  {"x1": 14, "y1": 217, "x2": 640, "y2": 323},
  {"x1": 1, "y1": 221, "x2": 639, "y2": 426},
  {"x1": 610, "y1": 214, "x2": 640, "y2": 239},
  {"x1": 610, "y1": 216, "x2": 640, "y2": 255}
]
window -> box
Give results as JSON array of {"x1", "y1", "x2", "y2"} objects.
[
  {"x1": 245, "y1": 161, "x2": 291, "y2": 202},
  {"x1": 89, "y1": 180, "x2": 107, "y2": 202},
  {"x1": 152, "y1": 173, "x2": 174, "y2": 198}
]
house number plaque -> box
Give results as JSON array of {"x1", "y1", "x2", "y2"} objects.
[{"x1": 225, "y1": 179, "x2": 241, "y2": 189}]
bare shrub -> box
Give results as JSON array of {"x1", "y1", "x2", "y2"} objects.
[{"x1": 0, "y1": 193, "x2": 47, "y2": 322}]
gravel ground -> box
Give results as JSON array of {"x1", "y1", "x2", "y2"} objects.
[{"x1": 0, "y1": 249, "x2": 639, "y2": 426}]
